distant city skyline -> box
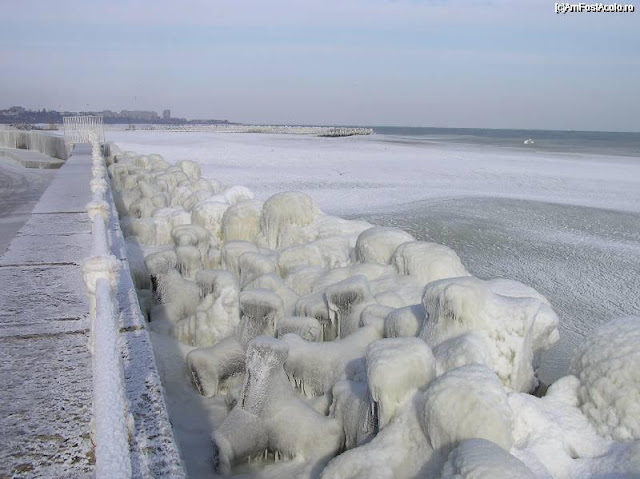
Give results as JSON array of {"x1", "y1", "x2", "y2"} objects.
[{"x1": 1, "y1": 1, "x2": 638, "y2": 132}]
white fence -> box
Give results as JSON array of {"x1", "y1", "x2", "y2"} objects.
[
  {"x1": 64, "y1": 115, "x2": 105, "y2": 145},
  {"x1": 82, "y1": 140, "x2": 132, "y2": 478}
]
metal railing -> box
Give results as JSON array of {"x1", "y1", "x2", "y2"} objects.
[{"x1": 64, "y1": 115, "x2": 105, "y2": 145}]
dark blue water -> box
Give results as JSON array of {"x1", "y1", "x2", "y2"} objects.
[{"x1": 369, "y1": 126, "x2": 640, "y2": 157}]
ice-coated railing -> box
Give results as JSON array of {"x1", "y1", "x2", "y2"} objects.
[
  {"x1": 64, "y1": 115, "x2": 105, "y2": 145},
  {"x1": 82, "y1": 136, "x2": 132, "y2": 479}
]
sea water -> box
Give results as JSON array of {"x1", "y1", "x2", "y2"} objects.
[{"x1": 371, "y1": 126, "x2": 640, "y2": 157}]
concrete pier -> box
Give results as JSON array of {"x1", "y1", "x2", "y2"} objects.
[{"x1": 0, "y1": 145, "x2": 184, "y2": 478}]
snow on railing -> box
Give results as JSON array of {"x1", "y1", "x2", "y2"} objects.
[{"x1": 82, "y1": 134, "x2": 133, "y2": 478}]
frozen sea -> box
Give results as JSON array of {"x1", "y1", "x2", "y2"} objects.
[{"x1": 108, "y1": 127, "x2": 640, "y2": 385}]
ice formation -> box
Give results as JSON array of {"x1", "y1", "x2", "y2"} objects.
[
  {"x1": 367, "y1": 338, "x2": 435, "y2": 429},
  {"x1": 569, "y1": 316, "x2": 640, "y2": 441},
  {"x1": 212, "y1": 337, "x2": 342, "y2": 474},
  {"x1": 420, "y1": 276, "x2": 559, "y2": 392},
  {"x1": 107, "y1": 147, "x2": 638, "y2": 478},
  {"x1": 438, "y1": 439, "x2": 537, "y2": 479},
  {"x1": 421, "y1": 364, "x2": 514, "y2": 456}
]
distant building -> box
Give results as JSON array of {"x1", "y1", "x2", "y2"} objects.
[
  {"x1": 120, "y1": 110, "x2": 159, "y2": 121},
  {"x1": 163, "y1": 109, "x2": 171, "y2": 119}
]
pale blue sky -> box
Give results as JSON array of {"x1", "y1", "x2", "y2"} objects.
[{"x1": 1, "y1": 0, "x2": 638, "y2": 130}]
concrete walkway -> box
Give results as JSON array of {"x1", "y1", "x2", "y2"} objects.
[
  {"x1": 0, "y1": 145, "x2": 184, "y2": 478},
  {"x1": 0, "y1": 146, "x2": 94, "y2": 477}
]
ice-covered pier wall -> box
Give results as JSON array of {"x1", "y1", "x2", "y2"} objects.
[
  {"x1": 0, "y1": 130, "x2": 70, "y2": 160},
  {"x1": 82, "y1": 138, "x2": 132, "y2": 478},
  {"x1": 82, "y1": 137, "x2": 185, "y2": 478}
]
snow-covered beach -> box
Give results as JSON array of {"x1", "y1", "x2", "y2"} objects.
[
  {"x1": 108, "y1": 129, "x2": 640, "y2": 384},
  {"x1": 104, "y1": 128, "x2": 640, "y2": 477}
]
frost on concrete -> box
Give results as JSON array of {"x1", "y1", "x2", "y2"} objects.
[{"x1": 106, "y1": 147, "x2": 638, "y2": 478}]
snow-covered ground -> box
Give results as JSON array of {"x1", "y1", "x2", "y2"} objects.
[
  {"x1": 108, "y1": 130, "x2": 640, "y2": 383},
  {"x1": 107, "y1": 130, "x2": 640, "y2": 216}
]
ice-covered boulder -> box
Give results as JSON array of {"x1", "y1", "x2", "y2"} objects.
[
  {"x1": 182, "y1": 189, "x2": 213, "y2": 212},
  {"x1": 367, "y1": 338, "x2": 436, "y2": 429},
  {"x1": 420, "y1": 276, "x2": 559, "y2": 392},
  {"x1": 392, "y1": 241, "x2": 470, "y2": 286},
  {"x1": 313, "y1": 235, "x2": 354, "y2": 270},
  {"x1": 222, "y1": 185, "x2": 255, "y2": 205},
  {"x1": 191, "y1": 199, "x2": 229, "y2": 246},
  {"x1": 321, "y1": 390, "x2": 435, "y2": 479},
  {"x1": 420, "y1": 365, "x2": 514, "y2": 457},
  {"x1": 212, "y1": 337, "x2": 343, "y2": 473},
  {"x1": 284, "y1": 266, "x2": 327, "y2": 296},
  {"x1": 276, "y1": 316, "x2": 323, "y2": 342},
  {"x1": 151, "y1": 207, "x2": 191, "y2": 245},
  {"x1": 355, "y1": 227, "x2": 415, "y2": 265},
  {"x1": 175, "y1": 245, "x2": 202, "y2": 280},
  {"x1": 369, "y1": 273, "x2": 424, "y2": 308},
  {"x1": 145, "y1": 249, "x2": 177, "y2": 281},
  {"x1": 570, "y1": 316, "x2": 640, "y2": 441},
  {"x1": 172, "y1": 269, "x2": 240, "y2": 347},
  {"x1": 150, "y1": 269, "x2": 200, "y2": 324},
  {"x1": 438, "y1": 439, "x2": 536, "y2": 479},
  {"x1": 150, "y1": 192, "x2": 169, "y2": 209},
  {"x1": 260, "y1": 191, "x2": 320, "y2": 249},
  {"x1": 187, "y1": 336, "x2": 246, "y2": 397},
  {"x1": 295, "y1": 291, "x2": 331, "y2": 337},
  {"x1": 282, "y1": 324, "x2": 383, "y2": 397},
  {"x1": 243, "y1": 273, "x2": 299, "y2": 317},
  {"x1": 171, "y1": 224, "x2": 210, "y2": 255},
  {"x1": 236, "y1": 289, "x2": 282, "y2": 348},
  {"x1": 238, "y1": 251, "x2": 277, "y2": 288},
  {"x1": 384, "y1": 304, "x2": 424, "y2": 338},
  {"x1": 129, "y1": 196, "x2": 155, "y2": 218},
  {"x1": 359, "y1": 304, "x2": 394, "y2": 331},
  {"x1": 432, "y1": 333, "x2": 493, "y2": 377},
  {"x1": 277, "y1": 243, "x2": 325, "y2": 277},
  {"x1": 221, "y1": 199, "x2": 263, "y2": 243},
  {"x1": 176, "y1": 159, "x2": 201, "y2": 180},
  {"x1": 325, "y1": 275, "x2": 376, "y2": 339},
  {"x1": 508, "y1": 375, "x2": 610, "y2": 478},
  {"x1": 311, "y1": 263, "x2": 396, "y2": 294},
  {"x1": 330, "y1": 380, "x2": 376, "y2": 451},
  {"x1": 221, "y1": 240, "x2": 259, "y2": 277}
]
